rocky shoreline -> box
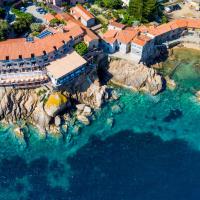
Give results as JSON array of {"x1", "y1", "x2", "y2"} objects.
[
  {"x1": 0, "y1": 57, "x2": 164, "y2": 140},
  {"x1": 107, "y1": 58, "x2": 163, "y2": 95}
]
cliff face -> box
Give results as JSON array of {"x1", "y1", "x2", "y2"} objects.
[
  {"x1": 108, "y1": 59, "x2": 163, "y2": 95},
  {"x1": 0, "y1": 88, "x2": 50, "y2": 133},
  {"x1": 0, "y1": 70, "x2": 108, "y2": 133}
]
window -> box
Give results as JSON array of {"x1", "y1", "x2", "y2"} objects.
[{"x1": 6, "y1": 56, "x2": 9, "y2": 60}]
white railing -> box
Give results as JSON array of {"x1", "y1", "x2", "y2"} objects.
[{"x1": 0, "y1": 71, "x2": 47, "y2": 79}]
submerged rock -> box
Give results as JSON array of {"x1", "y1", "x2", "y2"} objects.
[
  {"x1": 106, "y1": 117, "x2": 114, "y2": 128},
  {"x1": 111, "y1": 90, "x2": 121, "y2": 100},
  {"x1": 13, "y1": 126, "x2": 24, "y2": 140},
  {"x1": 62, "y1": 124, "x2": 68, "y2": 132},
  {"x1": 165, "y1": 76, "x2": 176, "y2": 90},
  {"x1": 73, "y1": 125, "x2": 81, "y2": 135},
  {"x1": 111, "y1": 104, "x2": 122, "y2": 114}
]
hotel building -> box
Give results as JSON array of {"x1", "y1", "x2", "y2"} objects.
[
  {"x1": 0, "y1": 9, "x2": 99, "y2": 88},
  {"x1": 101, "y1": 19, "x2": 200, "y2": 64}
]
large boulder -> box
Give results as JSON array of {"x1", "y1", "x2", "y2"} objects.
[
  {"x1": 32, "y1": 102, "x2": 51, "y2": 133},
  {"x1": 108, "y1": 59, "x2": 163, "y2": 95},
  {"x1": 77, "y1": 115, "x2": 90, "y2": 125},
  {"x1": 76, "y1": 80, "x2": 108, "y2": 108},
  {"x1": 44, "y1": 92, "x2": 68, "y2": 117}
]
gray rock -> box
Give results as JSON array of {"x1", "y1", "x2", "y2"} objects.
[
  {"x1": 83, "y1": 106, "x2": 92, "y2": 117},
  {"x1": 108, "y1": 59, "x2": 163, "y2": 95},
  {"x1": 77, "y1": 115, "x2": 90, "y2": 125},
  {"x1": 111, "y1": 90, "x2": 120, "y2": 100},
  {"x1": 63, "y1": 113, "x2": 71, "y2": 122},
  {"x1": 55, "y1": 116, "x2": 61, "y2": 127},
  {"x1": 76, "y1": 104, "x2": 86, "y2": 111},
  {"x1": 62, "y1": 124, "x2": 68, "y2": 132}
]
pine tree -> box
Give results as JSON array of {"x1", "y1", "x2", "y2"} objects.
[
  {"x1": 128, "y1": 0, "x2": 143, "y2": 21},
  {"x1": 142, "y1": 0, "x2": 157, "y2": 22}
]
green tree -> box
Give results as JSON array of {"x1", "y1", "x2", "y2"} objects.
[
  {"x1": 161, "y1": 15, "x2": 168, "y2": 24},
  {"x1": 95, "y1": 0, "x2": 123, "y2": 9},
  {"x1": 142, "y1": 0, "x2": 157, "y2": 22},
  {"x1": 74, "y1": 42, "x2": 88, "y2": 56},
  {"x1": 0, "y1": 20, "x2": 9, "y2": 41},
  {"x1": 30, "y1": 23, "x2": 44, "y2": 32},
  {"x1": 12, "y1": 18, "x2": 30, "y2": 34},
  {"x1": 128, "y1": 0, "x2": 143, "y2": 21},
  {"x1": 0, "y1": 8, "x2": 6, "y2": 19},
  {"x1": 49, "y1": 18, "x2": 60, "y2": 27},
  {"x1": 103, "y1": 0, "x2": 123, "y2": 9}
]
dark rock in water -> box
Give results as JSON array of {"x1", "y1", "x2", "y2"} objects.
[{"x1": 163, "y1": 109, "x2": 183, "y2": 122}]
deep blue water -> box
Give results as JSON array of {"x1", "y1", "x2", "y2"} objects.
[{"x1": 0, "y1": 49, "x2": 200, "y2": 200}]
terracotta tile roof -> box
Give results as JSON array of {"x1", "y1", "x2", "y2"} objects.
[
  {"x1": 0, "y1": 30, "x2": 83, "y2": 60},
  {"x1": 55, "y1": 13, "x2": 73, "y2": 21},
  {"x1": 147, "y1": 19, "x2": 198, "y2": 37},
  {"x1": 132, "y1": 34, "x2": 151, "y2": 47},
  {"x1": 69, "y1": 26, "x2": 85, "y2": 38},
  {"x1": 102, "y1": 30, "x2": 118, "y2": 44},
  {"x1": 44, "y1": 13, "x2": 55, "y2": 22},
  {"x1": 187, "y1": 19, "x2": 200, "y2": 29},
  {"x1": 71, "y1": 5, "x2": 94, "y2": 22},
  {"x1": 117, "y1": 30, "x2": 138, "y2": 44},
  {"x1": 137, "y1": 25, "x2": 149, "y2": 32},
  {"x1": 56, "y1": 12, "x2": 99, "y2": 41},
  {"x1": 109, "y1": 21, "x2": 126, "y2": 29},
  {"x1": 103, "y1": 30, "x2": 118, "y2": 38},
  {"x1": 63, "y1": 21, "x2": 78, "y2": 31}
]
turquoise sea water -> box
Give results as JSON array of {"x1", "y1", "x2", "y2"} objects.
[{"x1": 0, "y1": 49, "x2": 200, "y2": 199}]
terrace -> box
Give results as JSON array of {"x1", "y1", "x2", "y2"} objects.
[{"x1": 0, "y1": 70, "x2": 49, "y2": 87}]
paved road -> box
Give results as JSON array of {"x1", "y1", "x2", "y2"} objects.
[{"x1": 26, "y1": 5, "x2": 45, "y2": 24}]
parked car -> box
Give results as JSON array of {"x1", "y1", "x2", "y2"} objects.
[
  {"x1": 20, "y1": 7, "x2": 26, "y2": 12},
  {"x1": 36, "y1": 8, "x2": 42, "y2": 12}
]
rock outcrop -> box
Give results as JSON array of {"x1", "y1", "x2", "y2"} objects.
[
  {"x1": 0, "y1": 70, "x2": 108, "y2": 134},
  {"x1": 108, "y1": 59, "x2": 163, "y2": 95},
  {"x1": 44, "y1": 92, "x2": 68, "y2": 117},
  {"x1": 69, "y1": 69, "x2": 109, "y2": 108}
]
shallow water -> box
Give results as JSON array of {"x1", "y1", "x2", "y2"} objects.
[{"x1": 0, "y1": 49, "x2": 200, "y2": 200}]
